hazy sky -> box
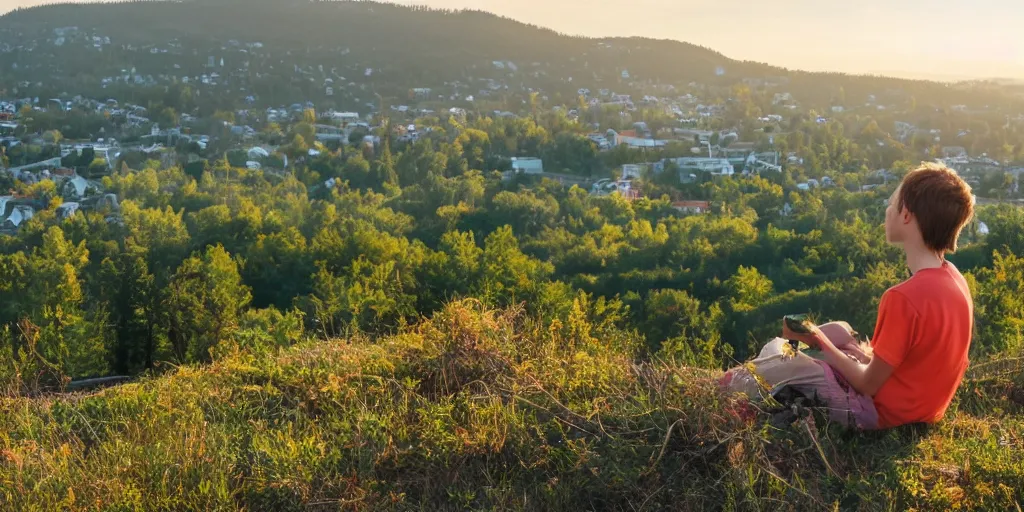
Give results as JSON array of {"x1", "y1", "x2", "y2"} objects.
[{"x1": 2, "y1": 0, "x2": 1022, "y2": 80}]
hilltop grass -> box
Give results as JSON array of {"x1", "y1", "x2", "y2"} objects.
[{"x1": 0, "y1": 301, "x2": 1022, "y2": 511}]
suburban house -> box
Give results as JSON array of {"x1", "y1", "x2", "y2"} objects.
[
  {"x1": 1, "y1": 203, "x2": 35, "y2": 233},
  {"x1": 321, "y1": 111, "x2": 360, "y2": 125},
  {"x1": 620, "y1": 164, "x2": 647, "y2": 179},
  {"x1": 671, "y1": 200, "x2": 711, "y2": 214},
  {"x1": 230, "y1": 125, "x2": 257, "y2": 140},
  {"x1": 314, "y1": 124, "x2": 344, "y2": 142},
  {"x1": 606, "y1": 129, "x2": 668, "y2": 149},
  {"x1": 56, "y1": 202, "x2": 80, "y2": 220},
  {"x1": 591, "y1": 179, "x2": 641, "y2": 200},
  {"x1": 61, "y1": 174, "x2": 90, "y2": 199},
  {"x1": 510, "y1": 157, "x2": 544, "y2": 174},
  {"x1": 743, "y1": 151, "x2": 782, "y2": 173},
  {"x1": 247, "y1": 146, "x2": 271, "y2": 160},
  {"x1": 587, "y1": 133, "x2": 612, "y2": 150},
  {"x1": 675, "y1": 128, "x2": 714, "y2": 144},
  {"x1": 655, "y1": 157, "x2": 736, "y2": 178}
]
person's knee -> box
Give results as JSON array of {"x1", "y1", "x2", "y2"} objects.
[{"x1": 818, "y1": 321, "x2": 857, "y2": 348}]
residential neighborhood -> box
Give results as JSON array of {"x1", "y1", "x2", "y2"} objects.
[{"x1": 2, "y1": 5, "x2": 1024, "y2": 234}]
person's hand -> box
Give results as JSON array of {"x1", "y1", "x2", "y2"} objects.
[{"x1": 782, "y1": 321, "x2": 822, "y2": 349}]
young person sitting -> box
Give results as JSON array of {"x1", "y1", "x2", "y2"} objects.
[{"x1": 721, "y1": 163, "x2": 976, "y2": 429}]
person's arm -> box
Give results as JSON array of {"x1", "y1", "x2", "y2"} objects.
[
  {"x1": 781, "y1": 321, "x2": 895, "y2": 396},
  {"x1": 811, "y1": 329, "x2": 894, "y2": 397}
]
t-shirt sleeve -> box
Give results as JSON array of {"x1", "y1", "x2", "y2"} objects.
[{"x1": 870, "y1": 290, "x2": 918, "y2": 368}]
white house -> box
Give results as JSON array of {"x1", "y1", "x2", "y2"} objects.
[
  {"x1": 247, "y1": 147, "x2": 270, "y2": 160},
  {"x1": 4, "y1": 205, "x2": 34, "y2": 228},
  {"x1": 62, "y1": 175, "x2": 89, "y2": 199},
  {"x1": 511, "y1": 157, "x2": 544, "y2": 174},
  {"x1": 621, "y1": 164, "x2": 646, "y2": 179},
  {"x1": 322, "y1": 111, "x2": 360, "y2": 124},
  {"x1": 656, "y1": 157, "x2": 735, "y2": 177},
  {"x1": 56, "y1": 202, "x2": 80, "y2": 219}
]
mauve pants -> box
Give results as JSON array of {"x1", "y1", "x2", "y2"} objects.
[{"x1": 720, "y1": 331, "x2": 880, "y2": 430}]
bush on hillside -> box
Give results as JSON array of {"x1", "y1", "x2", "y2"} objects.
[{"x1": 0, "y1": 301, "x2": 1021, "y2": 510}]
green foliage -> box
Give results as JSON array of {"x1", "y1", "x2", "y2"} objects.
[
  {"x1": 972, "y1": 251, "x2": 1024, "y2": 355},
  {"x1": 0, "y1": 1, "x2": 1023, "y2": 506},
  {"x1": 643, "y1": 289, "x2": 732, "y2": 366},
  {"x1": 0, "y1": 227, "x2": 108, "y2": 385},
  {"x1": 0, "y1": 302, "x2": 1020, "y2": 510},
  {"x1": 165, "y1": 245, "x2": 252, "y2": 362},
  {"x1": 478, "y1": 225, "x2": 553, "y2": 307}
]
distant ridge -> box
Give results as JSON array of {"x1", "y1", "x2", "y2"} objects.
[{"x1": 0, "y1": 0, "x2": 1019, "y2": 109}]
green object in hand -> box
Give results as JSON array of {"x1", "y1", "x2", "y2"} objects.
[
  {"x1": 784, "y1": 314, "x2": 815, "y2": 350},
  {"x1": 784, "y1": 314, "x2": 815, "y2": 334}
]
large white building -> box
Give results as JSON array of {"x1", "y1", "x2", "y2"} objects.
[
  {"x1": 511, "y1": 157, "x2": 544, "y2": 174},
  {"x1": 655, "y1": 157, "x2": 735, "y2": 177}
]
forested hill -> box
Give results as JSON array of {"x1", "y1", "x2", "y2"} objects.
[
  {"x1": 0, "y1": 0, "x2": 1013, "y2": 108},
  {"x1": 0, "y1": 0, "x2": 752, "y2": 80}
]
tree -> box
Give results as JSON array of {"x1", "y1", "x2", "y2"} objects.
[
  {"x1": 96, "y1": 240, "x2": 157, "y2": 373},
  {"x1": 212, "y1": 110, "x2": 235, "y2": 125},
  {"x1": 120, "y1": 202, "x2": 192, "y2": 362},
  {"x1": 284, "y1": 133, "x2": 310, "y2": 162},
  {"x1": 292, "y1": 122, "x2": 316, "y2": 147},
  {"x1": 972, "y1": 251, "x2": 1024, "y2": 355},
  {"x1": 725, "y1": 266, "x2": 773, "y2": 310},
  {"x1": 226, "y1": 149, "x2": 249, "y2": 168},
  {"x1": 244, "y1": 227, "x2": 314, "y2": 309},
  {"x1": 455, "y1": 128, "x2": 491, "y2": 171},
  {"x1": 165, "y1": 245, "x2": 252, "y2": 363},
  {"x1": 371, "y1": 138, "x2": 399, "y2": 192},
  {"x1": 490, "y1": 189, "x2": 559, "y2": 234},
  {"x1": 477, "y1": 226, "x2": 552, "y2": 307},
  {"x1": 263, "y1": 122, "x2": 285, "y2": 145},
  {"x1": 78, "y1": 147, "x2": 96, "y2": 168},
  {"x1": 643, "y1": 289, "x2": 731, "y2": 367},
  {"x1": 541, "y1": 132, "x2": 600, "y2": 176},
  {"x1": 42, "y1": 129, "x2": 62, "y2": 145},
  {"x1": 1, "y1": 227, "x2": 108, "y2": 383}
]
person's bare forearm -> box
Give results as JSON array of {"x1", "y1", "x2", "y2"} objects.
[{"x1": 812, "y1": 331, "x2": 875, "y2": 396}]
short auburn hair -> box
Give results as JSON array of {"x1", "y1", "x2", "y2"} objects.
[{"x1": 896, "y1": 163, "x2": 974, "y2": 253}]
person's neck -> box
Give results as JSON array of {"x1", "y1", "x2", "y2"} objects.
[{"x1": 904, "y1": 242, "x2": 944, "y2": 274}]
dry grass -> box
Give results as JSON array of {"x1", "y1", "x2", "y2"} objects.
[{"x1": 0, "y1": 300, "x2": 1021, "y2": 511}]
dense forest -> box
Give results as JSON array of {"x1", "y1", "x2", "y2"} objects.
[{"x1": 3, "y1": 109, "x2": 1023, "y2": 386}]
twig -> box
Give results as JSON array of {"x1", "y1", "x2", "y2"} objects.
[
  {"x1": 803, "y1": 420, "x2": 838, "y2": 478},
  {"x1": 647, "y1": 419, "x2": 683, "y2": 472}
]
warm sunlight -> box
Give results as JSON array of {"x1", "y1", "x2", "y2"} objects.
[
  {"x1": 1, "y1": 0, "x2": 1022, "y2": 509},
  {"x1": 3, "y1": 0, "x2": 1023, "y2": 79},
  {"x1": 393, "y1": 0, "x2": 1021, "y2": 80}
]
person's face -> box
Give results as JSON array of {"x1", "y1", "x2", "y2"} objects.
[{"x1": 885, "y1": 187, "x2": 906, "y2": 245}]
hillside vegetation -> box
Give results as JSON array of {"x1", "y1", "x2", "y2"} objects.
[
  {"x1": 1, "y1": 0, "x2": 1019, "y2": 109},
  {"x1": 1, "y1": 300, "x2": 1022, "y2": 511},
  {"x1": 1, "y1": 1, "x2": 1024, "y2": 510}
]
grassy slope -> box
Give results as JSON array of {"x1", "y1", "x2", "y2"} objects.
[{"x1": 0, "y1": 301, "x2": 1021, "y2": 511}]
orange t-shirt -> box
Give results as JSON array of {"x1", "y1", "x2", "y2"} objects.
[{"x1": 870, "y1": 261, "x2": 974, "y2": 428}]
